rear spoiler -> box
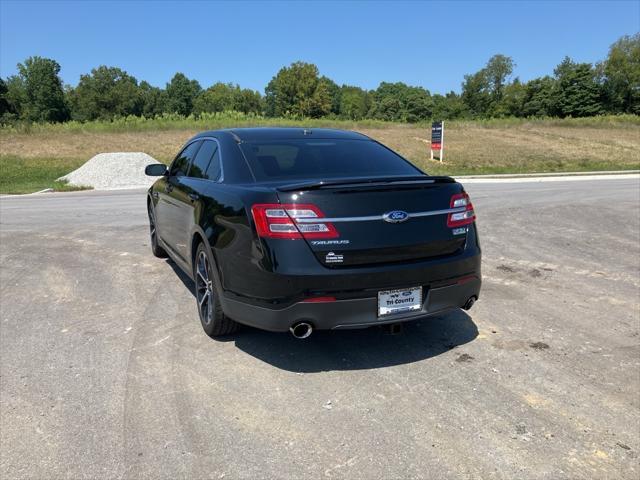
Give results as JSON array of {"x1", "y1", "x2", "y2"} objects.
[{"x1": 276, "y1": 175, "x2": 456, "y2": 192}]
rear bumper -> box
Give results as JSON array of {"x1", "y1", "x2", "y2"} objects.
[{"x1": 222, "y1": 276, "x2": 481, "y2": 332}]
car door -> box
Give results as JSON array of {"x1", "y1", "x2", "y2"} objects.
[
  {"x1": 182, "y1": 139, "x2": 221, "y2": 251},
  {"x1": 178, "y1": 139, "x2": 221, "y2": 258},
  {"x1": 156, "y1": 140, "x2": 202, "y2": 261}
]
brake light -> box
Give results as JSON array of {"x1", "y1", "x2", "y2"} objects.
[
  {"x1": 251, "y1": 204, "x2": 339, "y2": 239},
  {"x1": 447, "y1": 193, "x2": 476, "y2": 227},
  {"x1": 302, "y1": 296, "x2": 337, "y2": 303}
]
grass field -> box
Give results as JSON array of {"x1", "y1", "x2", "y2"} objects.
[
  {"x1": 1, "y1": 114, "x2": 638, "y2": 194},
  {"x1": 0, "y1": 156, "x2": 93, "y2": 194}
]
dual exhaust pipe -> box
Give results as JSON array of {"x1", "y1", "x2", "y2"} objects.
[{"x1": 290, "y1": 296, "x2": 477, "y2": 338}]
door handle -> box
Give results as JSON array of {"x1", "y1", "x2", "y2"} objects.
[{"x1": 188, "y1": 193, "x2": 200, "y2": 202}]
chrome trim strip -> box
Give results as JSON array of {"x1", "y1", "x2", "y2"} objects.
[
  {"x1": 298, "y1": 214, "x2": 384, "y2": 223},
  {"x1": 407, "y1": 207, "x2": 466, "y2": 218},
  {"x1": 295, "y1": 207, "x2": 467, "y2": 223}
]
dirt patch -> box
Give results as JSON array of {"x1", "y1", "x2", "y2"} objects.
[
  {"x1": 497, "y1": 264, "x2": 515, "y2": 273},
  {"x1": 529, "y1": 269, "x2": 543, "y2": 278},
  {"x1": 515, "y1": 423, "x2": 527, "y2": 435},
  {"x1": 455, "y1": 353, "x2": 474, "y2": 363}
]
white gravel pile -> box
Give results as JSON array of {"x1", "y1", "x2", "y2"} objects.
[{"x1": 58, "y1": 152, "x2": 163, "y2": 190}]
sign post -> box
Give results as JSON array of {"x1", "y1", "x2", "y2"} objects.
[{"x1": 430, "y1": 121, "x2": 444, "y2": 162}]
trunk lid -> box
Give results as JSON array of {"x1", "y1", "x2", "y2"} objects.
[{"x1": 276, "y1": 177, "x2": 468, "y2": 267}]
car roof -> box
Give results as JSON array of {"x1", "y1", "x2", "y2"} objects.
[{"x1": 194, "y1": 127, "x2": 370, "y2": 142}]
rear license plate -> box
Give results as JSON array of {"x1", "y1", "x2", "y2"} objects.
[{"x1": 378, "y1": 286, "x2": 422, "y2": 317}]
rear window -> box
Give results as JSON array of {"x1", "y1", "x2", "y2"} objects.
[{"x1": 239, "y1": 139, "x2": 419, "y2": 181}]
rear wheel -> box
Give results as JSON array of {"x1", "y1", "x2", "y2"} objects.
[
  {"x1": 194, "y1": 242, "x2": 239, "y2": 337},
  {"x1": 148, "y1": 204, "x2": 168, "y2": 258}
]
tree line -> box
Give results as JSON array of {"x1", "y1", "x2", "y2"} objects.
[{"x1": 0, "y1": 33, "x2": 637, "y2": 125}]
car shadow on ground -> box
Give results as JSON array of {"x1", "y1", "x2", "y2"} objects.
[
  {"x1": 167, "y1": 258, "x2": 478, "y2": 372},
  {"x1": 230, "y1": 311, "x2": 478, "y2": 372}
]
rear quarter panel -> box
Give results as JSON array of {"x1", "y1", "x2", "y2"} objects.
[{"x1": 189, "y1": 182, "x2": 283, "y2": 296}]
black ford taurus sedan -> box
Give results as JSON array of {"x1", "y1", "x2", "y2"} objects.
[{"x1": 145, "y1": 128, "x2": 481, "y2": 338}]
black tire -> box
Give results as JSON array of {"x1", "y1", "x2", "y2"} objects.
[
  {"x1": 193, "y1": 242, "x2": 239, "y2": 337},
  {"x1": 148, "y1": 203, "x2": 168, "y2": 258}
]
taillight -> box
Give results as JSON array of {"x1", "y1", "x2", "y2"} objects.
[
  {"x1": 447, "y1": 193, "x2": 476, "y2": 227},
  {"x1": 251, "y1": 204, "x2": 339, "y2": 240}
]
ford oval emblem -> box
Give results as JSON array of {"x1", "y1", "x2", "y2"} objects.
[{"x1": 383, "y1": 210, "x2": 410, "y2": 223}]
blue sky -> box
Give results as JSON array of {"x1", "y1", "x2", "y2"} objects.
[{"x1": 1, "y1": 0, "x2": 638, "y2": 94}]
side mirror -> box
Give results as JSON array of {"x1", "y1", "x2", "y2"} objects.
[{"x1": 145, "y1": 163, "x2": 168, "y2": 176}]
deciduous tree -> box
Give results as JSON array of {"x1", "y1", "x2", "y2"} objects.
[
  {"x1": 461, "y1": 54, "x2": 515, "y2": 117},
  {"x1": 370, "y1": 82, "x2": 432, "y2": 122},
  {"x1": 139, "y1": 81, "x2": 167, "y2": 118},
  {"x1": 339, "y1": 85, "x2": 369, "y2": 120},
  {"x1": 484, "y1": 54, "x2": 515, "y2": 103},
  {"x1": 193, "y1": 83, "x2": 263, "y2": 115},
  {"x1": 265, "y1": 62, "x2": 330, "y2": 118},
  {"x1": 461, "y1": 70, "x2": 491, "y2": 117},
  {"x1": 432, "y1": 92, "x2": 468, "y2": 120},
  {"x1": 15, "y1": 56, "x2": 68, "y2": 122},
  {"x1": 194, "y1": 82, "x2": 236, "y2": 113},
  {"x1": 68, "y1": 66, "x2": 143, "y2": 121},
  {"x1": 601, "y1": 33, "x2": 640, "y2": 114},
  {"x1": 165, "y1": 73, "x2": 201, "y2": 116},
  {"x1": 0, "y1": 78, "x2": 18, "y2": 122}
]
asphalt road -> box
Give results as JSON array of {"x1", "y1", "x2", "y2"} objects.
[{"x1": 1, "y1": 178, "x2": 639, "y2": 479}]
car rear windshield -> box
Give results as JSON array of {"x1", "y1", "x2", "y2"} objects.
[{"x1": 239, "y1": 139, "x2": 420, "y2": 182}]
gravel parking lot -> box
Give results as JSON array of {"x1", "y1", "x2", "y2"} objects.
[{"x1": 1, "y1": 177, "x2": 639, "y2": 479}]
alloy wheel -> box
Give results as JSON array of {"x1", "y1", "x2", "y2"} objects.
[
  {"x1": 148, "y1": 209, "x2": 157, "y2": 245},
  {"x1": 195, "y1": 251, "x2": 214, "y2": 325}
]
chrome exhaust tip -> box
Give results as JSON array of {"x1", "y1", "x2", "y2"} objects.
[
  {"x1": 462, "y1": 296, "x2": 477, "y2": 310},
  {"x1": 290, "y1": 322, "x2": 313, "y2": 339}
]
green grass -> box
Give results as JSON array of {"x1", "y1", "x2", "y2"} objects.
[{"x1": 0, "y1": 155, "x2": 91, "y2": 194}]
